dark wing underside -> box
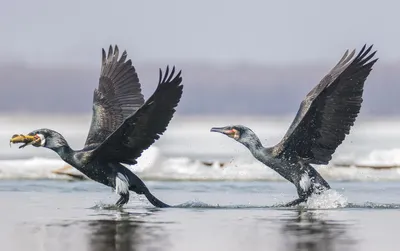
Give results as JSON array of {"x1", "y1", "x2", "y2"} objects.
[
  {"x1": 90, "y1": 66, "x2": 183, "y2": 165},
  {"x1": 84, "y1": 45, "x2": 145, "y2": 148},
  {"x1": 272, "y1": 44, "x2": 378, "y2": 165}
]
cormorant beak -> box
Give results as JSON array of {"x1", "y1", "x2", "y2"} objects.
[
  {"x1": 10, "y1": 134, "x2": 42, "y2": 149},
  {"x1": 210, "y1": 127, "x2": 240, "y2": 140}
]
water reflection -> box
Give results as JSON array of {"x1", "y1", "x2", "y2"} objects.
[
  {"x1": 47, "y1": 208, "x2": 171, "y2": 251},
  {"x1": 87, "y1": 210, "x2": 171, "y2": 251},
  {"x1": 87, "y1": 214, "x2": 141, "y2": 251},
  {"x1": 281, "y1": 210, "x2": 355, "y2": 251}
]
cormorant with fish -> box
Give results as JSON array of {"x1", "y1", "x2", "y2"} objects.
[
  {"x1": 211, "y1": 45, "x2": 378, "y2": 207},
  {"x1": 10, "y1": 45, "x2": 183, "y2": 208}
]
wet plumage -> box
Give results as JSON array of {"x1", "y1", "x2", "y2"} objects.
[
  {"x1": 10, "y1": 45, "x2": 183, "y2": 207},
  {"x1": 211, "y1": 44, "x2": 378, "y2": 206}
]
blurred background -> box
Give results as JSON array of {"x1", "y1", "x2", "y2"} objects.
[
  {"x1": 1, "y1": 0, "x2": 400, "y2": 181},
  {"x1": 1, "y1": 0, "x2": 398, "y2": 115}
]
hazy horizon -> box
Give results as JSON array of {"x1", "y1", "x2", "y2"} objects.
[
  {"x1": 1, "y1": 0, "x2": 399, "y2": 115},
  {"x1": 0, "y1": 59, "x2": 396, "y2": 116}
]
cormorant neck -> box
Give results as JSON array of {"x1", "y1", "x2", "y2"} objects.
[
  {"x1": 239, "y1": 134, "x2": 265, "y2": 156},
  {"x1": 51, "y1": 144, "x2": 76, "y2": 166}
]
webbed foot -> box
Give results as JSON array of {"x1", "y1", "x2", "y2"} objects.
[
  {"x1": 115, "y1": 193, "x2": 130, "y2": 207},
  {"x1": 282, "y1": 198, "x2": 306, "y2": 207}
]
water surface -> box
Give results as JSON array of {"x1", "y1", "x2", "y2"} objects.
[{"x1": 1, "y1": 180, "x2": 399, "y2": 251}]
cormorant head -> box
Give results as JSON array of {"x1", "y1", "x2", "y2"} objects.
[
  {"x1": 10, "y1": 128, "x2": 68, "y2": 150},
  {"x1": 211, "y1": 125, "x2": 263, "y2": 150},
  {"x1": 210, "y1": 125, "x2": 258, "y2": 144}
]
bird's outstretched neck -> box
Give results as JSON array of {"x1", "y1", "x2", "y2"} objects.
[
  {"x1": 239, "y1": 131, "x2": 265, "y2": 157},
  {"x1": 52, "y1": 144, "x2": 78, "y2": 166}
]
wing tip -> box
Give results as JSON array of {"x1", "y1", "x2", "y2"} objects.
[
  {"x1": 99, "y1": 44, "x2": 136, "y2": 81},
  {"x1": 358, "y1": 44, "x2": 379, "y2": 69},
  {"x1": 107, "y1": 45, "x2": 113, "y2": 60},
  {"x1": 356, "y1": 43, "x2": 377, "y2": 60},
  {"x1": 158, "y1": 65, "x2": 183, "y2": 86},
  {"x1": 338, "y1": 43, "x2": 378, "y2": 72},
  {"x1": 101, "y1": 44, "x2": 130, "y2": 64}
]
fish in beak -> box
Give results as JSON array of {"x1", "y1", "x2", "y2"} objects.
[{"x1": 10, "y1": 134, "x2": 42, "y2": 148}]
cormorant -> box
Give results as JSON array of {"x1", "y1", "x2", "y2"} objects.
[
  {"x1": 211, "y1": 44, "x2": 378, "y2": 207},
  {"x1": 10, "y1": 45, "x2": 183, "y2": 208}
]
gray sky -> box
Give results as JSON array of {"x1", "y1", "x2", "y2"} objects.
[
  {"x1": 0, "y1": 0, "x2": 399, "y2": 116},
  {"x1": 1, "y1": 0, "x2": 400, "y2": 66}
]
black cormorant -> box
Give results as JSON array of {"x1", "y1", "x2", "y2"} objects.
[
  {"x1": 211, "y1": 44, "x2": 378, "y2": 207},
  {"x1": 10, "y1": 45, "x2": 183, "y2": 208}
]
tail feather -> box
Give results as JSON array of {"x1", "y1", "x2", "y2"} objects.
[
  {"x1": 144, "y1": 191, "x2": 170, "y2": 208},
  {"x1": 114, "y1": 163, "x2": 171, "y2": 208}
]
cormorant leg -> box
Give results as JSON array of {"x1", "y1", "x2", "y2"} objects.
[
  {"x1": 282, "y1": 197, "x2": 306, "y2": 207},
  {"x1": 115, "y1": 192, "x2": 130, "y2": 207},
  {"x1": 111, "y1": 164, "x2": 171, "y2": 208},
  {"x1": 124, "y1": 169, "x2": 171, "y2": 208}
]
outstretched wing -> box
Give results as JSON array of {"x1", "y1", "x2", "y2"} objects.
[
  {"x1": 84, "y1": 45, "x2": 145, "y2": 147},
  {"x1": 272, "y1": 44, "x2": 378, "y2": 165},
  {"x1": 90, "y1": 66, "x2": 183, "y2": 165}
]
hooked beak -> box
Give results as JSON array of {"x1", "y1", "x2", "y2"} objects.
[
  {"x1": 210, "y1": 127, "x2": 228, "y2": 134},
  {"x1": 210, "y1": 127, "x2": 239, "y2": 139},
  {"x1": 10, "y1": 134, "x2": 42, "y2": 149}
]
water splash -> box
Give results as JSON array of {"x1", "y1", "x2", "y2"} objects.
[
  {"x1": 305, "y1": 189, "x2": 348, "y2": 209},
  {"x1": 90, "y1": 202, "x2": 124, "y2": 211},
  {"x1": 175, "y1": 200, "x2": 212, "y2": 208},
  {"x1": 173, "y1": 200, "x2": 274, "y2": 209},
  {"x1": 346, "y1": 202, "x2": 400, "y2": 209},
  {"x1": 89, "y1": 198, "x2": 400, "y2": 210}
]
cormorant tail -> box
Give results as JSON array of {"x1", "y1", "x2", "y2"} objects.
[
  {"x1": 113, "y1": 163, "x2": 171, "y2": 208},
  {"x1": 143, "y1": 191, "x2": 170, "y2": 208}
]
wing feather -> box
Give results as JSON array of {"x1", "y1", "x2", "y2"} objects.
[
  {"x1": 84, "y1": 45, "x2": 145, "y2": 147},
  {"x1": 89, "y1": 66, "x2": 183, "y2": 164},
  {"x1": 272, "y1": 44, "x2": 378, "y2": 165}
]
